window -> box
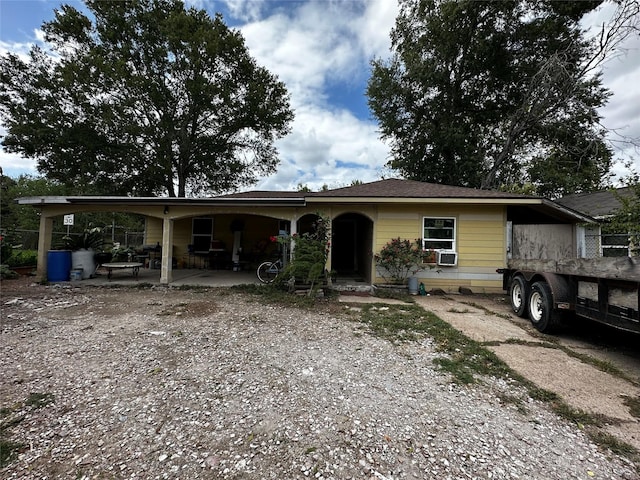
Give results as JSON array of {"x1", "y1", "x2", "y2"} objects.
[
  {"x1": 423, "y1": 217, "x2": 456, "y2": 251},
  {"x1": 192, "y1": 217, "x2": 213, "y2": 252}
]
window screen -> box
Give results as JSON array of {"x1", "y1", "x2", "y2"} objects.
[{"x1": 423, "y1": 217, "x2": 456, "y2": 250}]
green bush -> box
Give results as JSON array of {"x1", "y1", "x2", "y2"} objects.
[
  {"x1": 0, "y1": 235, "x2": 11, "y2": 264},
  {"x1": 274, "y1": 214, "x2": 331, "y2": 295},
  {"x1": 375, "y1": 238, "x2": 424, "y2": 284},
  {"x1": 6, "y1": 249, "x2": 37, "y2": 267},
  {"x1": 0, "y1": 264, "x2": 19, "y2": 279}
]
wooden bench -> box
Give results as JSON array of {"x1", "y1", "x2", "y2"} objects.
[{"x1": 101, "y1": 262, "x2": 144, "y2": 280}]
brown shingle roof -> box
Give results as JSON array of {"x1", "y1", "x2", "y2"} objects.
[
  {"x1": 308, "y1": 178, "x2": 537, "y2": 199},
  {"x1": 556, "y1": 187, "x2": 633, "y2": 219}
]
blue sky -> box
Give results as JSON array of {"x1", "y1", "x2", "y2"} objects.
[{"x1": 1, "y1": 0, "x2": 638, "y2": 192}]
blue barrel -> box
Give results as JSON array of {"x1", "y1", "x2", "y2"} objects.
[{"x1": 47, "y1": 250, "x2": 72, "y2": 282}]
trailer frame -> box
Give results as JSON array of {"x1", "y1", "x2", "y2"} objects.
[{"x1": 501, "y1": 257, "x2": 640, "y2": 334}]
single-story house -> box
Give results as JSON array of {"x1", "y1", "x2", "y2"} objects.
[
  {"x1": 556, "y1": 187, "x2": 636, "y2": 257},
  {"x1": 19, "y1": 178, "x2": 593, "y2": 292},
  {"x1": 556, "y1": 187, "x2": 634, "y2": 221}
]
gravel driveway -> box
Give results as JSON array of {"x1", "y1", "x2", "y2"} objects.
[{"x1": 1, "y1": 279, "x2": 637, "y2": 479}]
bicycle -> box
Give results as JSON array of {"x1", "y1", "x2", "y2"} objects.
[{"x1": 256, "y1": 258, "x2": 284, "y2": 283}]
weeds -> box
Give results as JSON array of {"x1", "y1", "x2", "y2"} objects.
[
  {"x1": 352, "y1": 302, "x2": 640, "y2": 470},
  {"x1": 0, "y1": 439, "x2": 25, "y2": 468},
  {"x1": 623, "y1": 395, "x2": 640, "y2": 418},
  {"x1": 1, "y1": 392, "x2": 55, "y2": 468},
  {"x1": 25, "y1": 392, "x2": 54, "y2": 409},
  {"x1": 358, "y1": 304, "x2": 511, "y2": 383}
]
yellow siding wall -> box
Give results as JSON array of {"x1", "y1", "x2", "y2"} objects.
[
  {"x1": 146, "y1": 217, "x2": 162, "y2": 245},
  {"x1": 374, "y1": 204, "x2": 506, "y2": 293}
]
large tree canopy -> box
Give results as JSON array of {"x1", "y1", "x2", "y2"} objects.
[
  {"x1": 0, "y1": 0, "x2": 293, "y2": 197},
  {"x1": 367, "y1": 0, "x2": 626, "y2": 197}
]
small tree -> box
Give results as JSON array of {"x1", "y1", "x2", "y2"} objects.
[{"x1": 375, "y1": 238, "x2": 424, "y2": 284}]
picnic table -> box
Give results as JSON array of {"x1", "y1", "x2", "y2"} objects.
[{"x1": 102, "y1": 262, "x2": 144, "y2": 280}]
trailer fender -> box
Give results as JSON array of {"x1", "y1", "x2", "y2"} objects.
[{"x1": 534, "y1": 273, "x2": 575, "y2": 311}]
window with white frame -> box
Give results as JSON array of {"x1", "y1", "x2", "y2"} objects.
[
  {"x1": 192, "y1": 217, "x2": 213, "y2": 252},
  {"x1": 423, "y1": 217, "x2": 456, "y2": 251}
]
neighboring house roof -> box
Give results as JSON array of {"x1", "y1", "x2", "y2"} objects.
[
  {"x1": 17, "y1": 178, "x2": 593, "y2": 223},
  {"x1": 556, "y1": 187, "x2": 634, "y2": 220}
]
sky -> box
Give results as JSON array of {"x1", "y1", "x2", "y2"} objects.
[{"x1": 0, "y1": 0, "x2": 638, "y2": 193}]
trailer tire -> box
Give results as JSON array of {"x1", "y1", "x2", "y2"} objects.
[
  {"x1": 509, "y1": 275, "x2": 529, "y2": 318},
  {"x1": 529, "y1": 281, "x2": 560, "y2": 333}
]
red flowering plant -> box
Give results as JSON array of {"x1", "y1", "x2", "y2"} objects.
[{"x1": 375, "y1": 237, "x2": 424, "y2": 284}]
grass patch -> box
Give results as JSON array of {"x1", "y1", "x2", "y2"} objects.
[
  {"x1": 358, "y1": 304, "x2": 512, "y2": 383},
  {"x1": 173, "y1": 284, "x2": 212, "y2": 292},
  {"x1": 353, "y1": 302, "x2": 640, "y2": 470},
  {"x1": 623, "y1": 395, "x2": 640, "y2": 418},
  {"x1": 25, "y1": 392, "x2": 54, "y2": 409},
  {"x1": 589, "y1": 430, "x2": 639, "y2": 458},
  {"x1": 1, "y1": 392, "x2": 55, "y2": 468},
  {"x1": 0, "y1": 439, "x2": 26, "y2": 468},
  {"x1": 496, "y1": 392, "x2": 528, "y2": 415},
  {"x1": 231, "y1": 283, "x2": 328, "y2": 309},
  {"x1": 562, "y1": 349, "x2": 637, "y2": 387},
  {"x1": 447, "y1": 308, "x2": 470, "y2": 314},
  {"x1": 372, "y1": 287, "x2": 415, "y2": 303}
]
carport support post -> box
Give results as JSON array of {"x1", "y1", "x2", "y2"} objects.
[
  {"x1": 160, "y1": 218, "x2": 174, "y2": 284},
  {"x1": 36, "y1": 215, "x2": 53, "y2": 281}
]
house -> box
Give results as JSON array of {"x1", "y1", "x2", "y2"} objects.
[
  {"x1": 19, "y1": 178, "x2": 592, "y2": 292},
  {"x1": 555, "y1": 187, "x2": 634, "y2": 220},
  {"x1": 556, "y1": 187, "x2": 635, "y2": 257}
]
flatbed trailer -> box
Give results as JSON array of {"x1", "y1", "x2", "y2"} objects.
[{"x1": 501, "y1": 257, "x2": 640, "y2": 333}]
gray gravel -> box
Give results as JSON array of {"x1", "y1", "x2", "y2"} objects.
[{"x1": 1, "y1": 283, "x2": 637, "y2": 479}]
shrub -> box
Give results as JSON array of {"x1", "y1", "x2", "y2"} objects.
[
  {"x1": 275, "y1": 214, "x2": 331, "y2": 295},
  {"x1": 0, "y1": 235, "x2": 11, "y2": 264},
  {"x1": 375, "y1": 238, "x2": 424, "y2": 284},
  {"x1": 6, "y1": 249, "x2": 37, "y2": 267},
  {"x1": 61, "y1": 226, "x2": 104, "y2": 250}
]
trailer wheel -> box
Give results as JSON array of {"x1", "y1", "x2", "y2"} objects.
[
  {"x1": 529, "y1": 281, "x2": 560, "y2": 333},
  {"x1": 509, "y1": 275, "x2": 529, "y2": 318}
]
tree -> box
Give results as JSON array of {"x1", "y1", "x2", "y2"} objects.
[
  {"x1": 0, "y1": 0, "x2": 293, "y2": 197},
  {"x1": 1, "y1": 173, "x2": 144, "y2": 249},
  {"x1": 367, "y1": 0, "x2": 634, "y2": 196}
]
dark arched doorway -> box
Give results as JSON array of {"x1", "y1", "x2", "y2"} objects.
[{"x1": 331, "y1": 213, "x2": 373, "y2": 282}]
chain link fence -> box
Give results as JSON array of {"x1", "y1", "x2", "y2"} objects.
[
  {"x1": 11, "y1": 229, "x2": 145, "y2": 251},
  {"x1": 584, "y1": 234, "x2": 631, "y2": 258}
]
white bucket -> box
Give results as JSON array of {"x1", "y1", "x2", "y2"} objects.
[{"x1": 70, "y1": 268, "x2": 83, "y2": 281}]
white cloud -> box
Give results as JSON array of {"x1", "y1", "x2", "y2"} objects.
[
  {"x1": 256, "y1": 105, "x2": 390, "y2": 191},
  {"x1": 0, "y1": 150, "x2": 38, "y2": 177},
  {"x1": 581, "y1": 1, "x2": 640, "y2": 182},
  {"x1": 239, "y1": 0, "x2": 396, "y2": 192},
  {"x1": 353, "y1": 0, "x2": 398, "y2": 59},
  {"x1": 219, "y1": 0, "x2": 266, "y2": 22}
]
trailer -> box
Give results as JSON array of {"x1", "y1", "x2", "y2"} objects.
[{"x1": 502, "y1": 257, "x2": 640, "y2": 333}]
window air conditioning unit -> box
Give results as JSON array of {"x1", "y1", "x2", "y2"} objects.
[{"x1": 437, "y1": 250, "x2": 458, "y2": 266}]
